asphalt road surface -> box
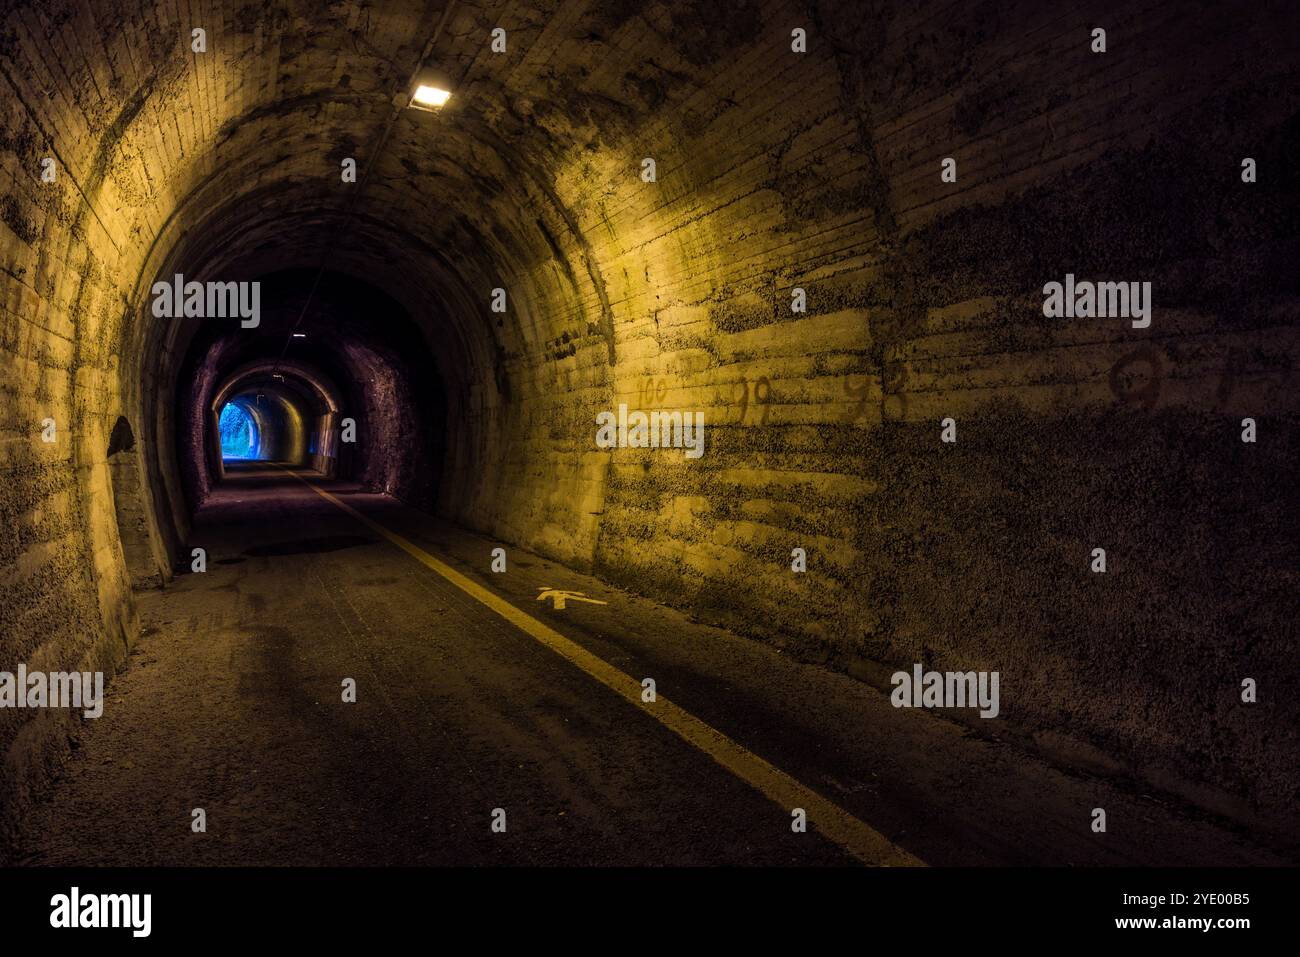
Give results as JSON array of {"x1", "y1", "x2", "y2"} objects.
[{"x1": 15, "y1": 467, "x2": 1291, "y2": 866}]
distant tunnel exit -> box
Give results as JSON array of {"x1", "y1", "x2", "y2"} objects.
[{"x1": 218, "y1": 399, "x2": 260, "y2": 461}]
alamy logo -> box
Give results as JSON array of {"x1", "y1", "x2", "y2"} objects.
[
  {"x1": 891, "y1": 664, "x2": 1000, "y2": 718},
  {"x1": 1042, "y1": 273, "x2": 1151, "y2": 328},
  {"x1": 595, "y1": 404, "x2": 705, "y2": 459},
  {"x1": 0, "y1": 666, "x2": 103, "y2": 718},
  {"x1": 151, "y1": 273, "x2": 260, "y2": 328},
  {"x1": 50, "y1": 887, "x2": 151, "y2": 937}
]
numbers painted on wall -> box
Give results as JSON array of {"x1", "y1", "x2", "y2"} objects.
[
  {"x1": 733, "y1": 375, "x2": 772, "y2": 425},
  {"x1": 637, "y1": 377, "x2": 668, "y2": 409},
  {"x1": 880, "y1": 359, "x2": 909, "y2": 422},
  {"x1": 1109, "y1": 344, "x2": 1268, "y2": 411},
  {"x1": 844, "y1": 374, "x2": 873, "y2": 423},
  {"x1": 1108, "y1": 345, "x2": 1163, "y2": 411}
]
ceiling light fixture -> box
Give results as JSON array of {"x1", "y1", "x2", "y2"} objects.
[
  {"x1": 407, "y1": 67, "x2": 453, "y2": 112},
  {"x1": 411, "y1": 84, "x2": 451, "y2": 109},
  {"x1": 291, "y1": 332, "x2": 306, "y2": 338}
]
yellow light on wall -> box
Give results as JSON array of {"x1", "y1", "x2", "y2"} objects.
[{"x1": 410, "y1": 85, "x2": 451, "y2": 110}]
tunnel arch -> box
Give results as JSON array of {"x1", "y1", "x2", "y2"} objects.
[
  {"x1": 4, "y1": 0, "x2": 1299, "y2": 852},
  {"x1": 210, "y1": 361, "x2": 342, "y2": 478},
  {"x1": 51, "y1": 1, "x2": 796, "y2": 591},
  {"x1": 213, "y1": 389, "x2": 298, "y2": 465},
  {"x1": 164, "y1": 269, "x2": 447, "y2": 525}
]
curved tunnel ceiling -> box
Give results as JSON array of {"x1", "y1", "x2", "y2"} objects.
[
  {"x1": 212, "y1": 363, "x2": 339, "y2": 418},
  {"x1": 46, "y1": 0, "x2": 833, "y2": 557},
  {"x1": 111, "y1": 0, "x2": 751, "y2": 400}
]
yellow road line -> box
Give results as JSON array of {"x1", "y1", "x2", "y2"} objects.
[{"x1": 288, "y1": 470, "x2": 923, "y2": 867}]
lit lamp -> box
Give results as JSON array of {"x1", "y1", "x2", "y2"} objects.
[
  {"x1": 407, "y1": 69, "x2": 452, "y2": 112},
  {"x1": 411, "y1": 84, "x2": 451, "y2": 109}
]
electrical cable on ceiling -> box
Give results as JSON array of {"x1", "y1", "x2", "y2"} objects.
[{"x1": 272, "y1": 0, "x2": 461, "y2": 376}]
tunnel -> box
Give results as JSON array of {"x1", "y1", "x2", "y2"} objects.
[{"x1": 1, "y1": 0, "x2": 1299, "y2": 883}]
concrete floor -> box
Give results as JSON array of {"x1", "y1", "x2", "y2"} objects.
[{"x1": 15, "y1": 467, "x2": 1292, "y2": 866}]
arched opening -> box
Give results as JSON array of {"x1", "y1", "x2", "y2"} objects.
[
  {"x1": 105, "y1": 415, "x2": 164, "y2": 590},
  {"x1": 158, "y1": 269, "x2": 446, "y2": 524},
  {"x1": 218, "y1": 398, "x2": 260, "y2": 461}
]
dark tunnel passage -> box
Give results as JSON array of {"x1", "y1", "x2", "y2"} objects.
[
  {"x1": 1, "y1": 0, "x2": 1299, "y2": 876},
  {"x1": 172, "y1": 268, "x2": 447, "y2": 526}
]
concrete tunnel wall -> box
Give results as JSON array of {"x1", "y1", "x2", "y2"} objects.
[{"x1": 1, "y1": 0, "x2": 1298, "y2": 850}]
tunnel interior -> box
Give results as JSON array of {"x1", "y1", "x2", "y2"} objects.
[
  {"x1": 2, "y1": 0, "x2": 1299, "y2": 864},
  {"x1": 169, "y1": 268, "x2": 448, "y2": 527}
]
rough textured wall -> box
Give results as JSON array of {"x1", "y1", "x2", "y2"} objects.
[
  {"x1": 0, "y1": 0, "x2": 150, "y2": 843},
  {"x1": 491, "y1": 0, "x2": 1300, "y2": 832}
]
